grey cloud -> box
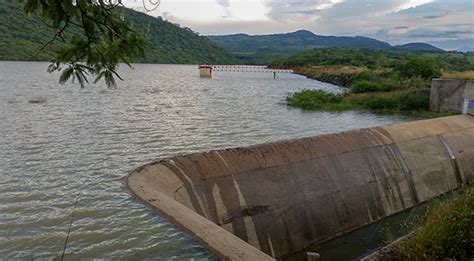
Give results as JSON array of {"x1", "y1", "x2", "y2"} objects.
[
  {"x1": 423, "y1": 14, "x2": 446, "y2": 19},
  {"x1": 124, "y1": 0, "x2": 474, "y2": 49},
  {"x1": 161, "y1": 11, "x2": 176, "y2": 21},
  {"x1": 216, "y1": 0, "x2": 230, "y2": 8},
  {"x1": 404, "y1": 28, "x2": 473, "y2": 40},
  {"x1": 283, "y1": 9, "x2": 323, "y2": 15},
  {"x1": 264, "y1": 0, "x2": 343, "y2": 21}
]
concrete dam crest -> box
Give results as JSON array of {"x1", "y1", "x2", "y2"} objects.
[{"x1": 126, "y1": 115, "x2": 474, "y2": 260}]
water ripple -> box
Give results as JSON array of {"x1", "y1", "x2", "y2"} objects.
[{"x1": 0, "y1": 61, "x2": 411, "y2": 259}]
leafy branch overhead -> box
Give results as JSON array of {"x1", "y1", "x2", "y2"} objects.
[{"x1": 22, "y1": 0, "x2": 147, "y2": 88}]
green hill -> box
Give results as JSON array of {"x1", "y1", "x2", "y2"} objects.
[
  {"x1": 208, "y1": 30, "x2": 443, "y2": 64},
  {"x1": 0, "y1": 0, "x2": 237, "y2": 64}
]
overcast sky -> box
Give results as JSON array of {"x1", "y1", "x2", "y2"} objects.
[{"x1": 123, "y1": 0, "x2": 474, "y2": 50}]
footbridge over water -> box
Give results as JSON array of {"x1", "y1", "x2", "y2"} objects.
[{"x1": 199, "y1": 65, "x2": 293, "y2": 78}]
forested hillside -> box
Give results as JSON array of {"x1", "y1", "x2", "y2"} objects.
[
  {"x1": 0, "y1": 0, "x2": 237, "y2": 64},
  {"x1": 271, "y1": 48, "x2": 474, "y2": 71},
  {"x1": 208, "y1": 30, "x2": 443, "y2": 64}
]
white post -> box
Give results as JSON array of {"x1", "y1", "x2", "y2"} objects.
[
  {"x1": 463, "y1": 99, "x2": 469, "y2": 114},
  {"x1": 307, "y1": 252, "x2": 320, "y2": 261}
]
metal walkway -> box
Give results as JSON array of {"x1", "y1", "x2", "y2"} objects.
[{"x1": 205, "y1": 65, "x2": 293, "y2": 73}]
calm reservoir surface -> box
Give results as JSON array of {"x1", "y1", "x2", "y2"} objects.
[{"x1": 0, "y1": 62, "x2": 412, "y2": 259}]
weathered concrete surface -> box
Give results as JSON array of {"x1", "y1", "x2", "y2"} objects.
[
  {"x1": 199, "y1": 65, "x2": 213, "y2": 78},
  {"x1": 125, "y1": 167, "x2": 273, "y2": 261},
  {"x1": 126, "y1": 115, "x2": 474, "y2": 259},
  {"x1": 430, "y1": 79, "x2": 474, "y2": 112}
]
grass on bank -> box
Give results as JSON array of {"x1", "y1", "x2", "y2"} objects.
[
  {"x1": 393, "y1": 185, "x2": 474, "y2": 260},
  {"x1": 277, "y1": 49, "x2": 473, "y2": 116},
  {"x1": 286, "y1": 89, "x2": 452, "y2": 116},
  {"x1": 442, "y1": 70, "x2": 474, "y2": 80},
  {"x1": 294, "y1": 65, "x2": 431, "y2": 93},
  {"x1": 286, "y1": 64, "x2": 464, "y2": 116}
]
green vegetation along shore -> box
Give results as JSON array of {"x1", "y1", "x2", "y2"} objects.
[
  {"x1": 274, "y1": 48, "x2": 474, "y2": 115},
  {"x1": 394, "y1": 184, "x2": 473, "y2": 260},
  {"x1": 367, "y1": 182, "x2": 474, "y2": 260},
  {"x1": 0, "y1": 0, "x2": 237, "y2": 64}
]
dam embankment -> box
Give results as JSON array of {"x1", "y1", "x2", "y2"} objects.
[{"x1": 126, "y1": 115, "x2": 474, "y2": 260}]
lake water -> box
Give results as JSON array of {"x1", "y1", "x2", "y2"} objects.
[{"x1": 0, "y1": 62, "x2": 411, "y2": 259}]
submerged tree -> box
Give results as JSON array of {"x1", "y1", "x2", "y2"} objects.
[{"x1": 21, "y1": 0, "x2": 150, "y2": 88}]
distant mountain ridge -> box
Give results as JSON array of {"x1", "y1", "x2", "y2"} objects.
[
  {"x1": 457, "y1": 46, "x2": 474, "y2": 53},
  {"x1": 0, "y1": 0, "x2": 237, "y2": 64},
  {"x1": 395, "y1": 42, "x2": 444, "y2": 52},
  {"x1": 208, "y1": 30, "x2": 443, "y2": 63}
]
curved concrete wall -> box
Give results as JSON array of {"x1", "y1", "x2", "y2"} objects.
[{"x1": 126, "y1": 115, "x2": 474, "y2": 259}]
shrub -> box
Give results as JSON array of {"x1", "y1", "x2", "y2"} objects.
[
  {"x1": 402, "y1": 76, "x2": 427, "y2": 89},
  {"x1": 395, "y1": 186, "x2": 474, "y2": 260},
  {"x1": 351, "y1": 71, "x2": 418, "y2": 93},
  {"x1": 360, "y1": 95, "x2": 401, "y2": 110},
  {"x1": 399, "y1": 89, "x2": 430, "y2": 110},
  {"x1": 352, "y1": 80, "x2": 381, "y2": 92},
  {"x1": 396, "y1": 57, "x2": 442, "y2": 79},
  {"x1": 287, "y1": 89, "x2": 430, "y2": 112},
  {"x1": 286, "y1": 89, "x2": 344, "y2": 110},
  {"x1": 352, "y1": 80, "x2": 397, "y2": 93}
]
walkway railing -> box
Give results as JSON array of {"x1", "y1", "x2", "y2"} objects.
[{"x1": 203, "y1": 65, "x2": 293, "y2": 73}]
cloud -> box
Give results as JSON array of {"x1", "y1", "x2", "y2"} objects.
[
  {"x1": 406, "y1": 29, "x2": 473, "y2": 39},
  {"x1": 394, "y1": 0, "x2": 434, "y2": 12},
  {"x1": 264, "y1": 0, "x2": 344, "y2": 21},
  {"x1": 216, "y1": 0, "x2": 230, "y2": 8},
  {"x1": 122, "y1": 0, "x2": 474, "y2": 49},
  {"x1": 395, "y1": 26, "x2": 410, "y2": 29},
  {"x1": 216, "y1": 0, "x2": 232, "y2": 18},
  {"x1": 423, "y1": 14, "x2": 446, "y2": 19}
]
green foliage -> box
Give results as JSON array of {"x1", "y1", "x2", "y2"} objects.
[
  {"x1": 286, "y1": 89, "x2": 430, "y2": 112},
  {"x1": 355, "y1": 90, "x2": 430, "y2": 111},
  {"x1": 396, "y1": 57, "x2": 442, "y2": 79},
  {"x1": 209, "y1": 30, "x2": 443, "y2": 64},
  {"x1": 277, "y1": 48, "x2": 473, "y2": 103},
  {"x1": 399, "y1": 89, "x2": 430, "y2": 110},
  {"x1": 352, "y1": 80, "x2": 385, "y2": 92},
  {"x1": 273, "y1": 48, "x2": 474, "y2": 72},
  {"x1": 351, "y1": 74, "x2": 426, "y2": 93},
  {"x1": 286, "y1": 90, "x2": 345, "y2": 110},
  {"x1": 395, "y1": 186, "x2": 474, "y2": 260},
  {"x1": 123, "y1": 13, "x2": 237, "y2": 64},
  {"x1": 272, "y1": 48, "x2": 403, "y2": 68},
  {"x1": 18, "y1": 0, "x2": 147, "y2": 88},
  {"x1": 299, "y1": 67, "x2": 429, "y2": 93},
  {"x1": 0, "y1": 0, "x2": 237, "y2": 87},
  {"x1": 279, "y1": 48, "x2": 472, "y2": 115},
  {"x1": 358, "y1": 95, "x2": 401, "y2": 110}
]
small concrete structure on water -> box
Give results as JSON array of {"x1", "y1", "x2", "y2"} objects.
[
  {"x1": 199, "y1": 65, "x2": 213, "y2": 78},
  {"x1": 126, "y1": 115, "x2": 474, "y2": 260}
]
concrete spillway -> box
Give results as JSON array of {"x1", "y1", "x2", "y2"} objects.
[{"x1": 125, "y1": 115, "x2": 474, "y2": 260}]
